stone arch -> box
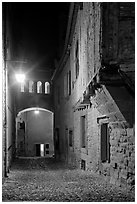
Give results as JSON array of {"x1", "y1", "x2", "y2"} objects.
[
  {"x1": 16, "y1": 107, "x2": 54, "y2": 157},
  {"x1": 17, "y1": 107, "x2": 53, "y2": 116}
]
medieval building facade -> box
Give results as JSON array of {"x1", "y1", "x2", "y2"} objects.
[
  {"x1": 2, "y1": 2, "x2": 135, "y2": 189},
  {"x1": 53, "y1": 2, "x2": 135, "y2": 187}
]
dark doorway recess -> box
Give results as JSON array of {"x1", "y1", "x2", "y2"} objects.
[{"x1": 36, "y1": 144, "x2": 40, "y2": 156}]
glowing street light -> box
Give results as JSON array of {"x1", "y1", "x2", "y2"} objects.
[
  {"x1": 15, "y1": 73, "x2": 26, "y2": 83},
  {"x1": 34, "y1": 109, "x2": 39, "y2": 114}
]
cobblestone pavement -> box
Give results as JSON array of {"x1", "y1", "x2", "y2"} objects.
[{"x1": 2, "y1": 158, "x2": 135, "y2": 202}]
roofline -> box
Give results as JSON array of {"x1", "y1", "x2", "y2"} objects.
[{"x1": 51, "y1": 3, "x2": 79, "y2": 81}]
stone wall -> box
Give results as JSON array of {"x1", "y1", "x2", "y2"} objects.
[
  {"x1": 53, "y1": 2, "x2": 135, "y2": 188},
  {"x1": 98, "y1": 121, "x2": 135, "y2": 187}
]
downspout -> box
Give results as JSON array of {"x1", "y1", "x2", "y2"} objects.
[{"x1": 2, "y1": 4, "x2": 8, "y2": 177}]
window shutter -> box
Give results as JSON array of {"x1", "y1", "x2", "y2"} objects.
[{"x1": 101, "y1": 123, "x2": 107, "y2": 162}]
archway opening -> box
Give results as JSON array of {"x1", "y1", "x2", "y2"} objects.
[{"x1": 16, "y1": 107, "x2": 54, "y2": 158}]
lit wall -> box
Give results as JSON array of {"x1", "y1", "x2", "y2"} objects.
[{"x1": 16, "y1": 109, "x2": 54, "y2": 157}]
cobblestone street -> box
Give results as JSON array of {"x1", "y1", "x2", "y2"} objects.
[{"x1": 2, "y1": 158, "x2": 135, "y2": 202}]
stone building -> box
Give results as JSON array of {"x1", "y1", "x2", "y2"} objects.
[
  {"x1": 52, "y1": 2, "x2": 135, "y2": 187},
  {"x1": 2, "y1": 3, "x2": 54, "y2": 178},
  {"x1": 2, "y1": 2, "x2": 135, "y2": 188}
]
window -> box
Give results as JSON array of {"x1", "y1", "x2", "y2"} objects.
[
  {"x1": 45, "y1": 144, "x2": 49, "y2": 149},
  {"x1": 55, "y1": 128, "x2": 60, "y2": 151},
  {"x1": 64, "y1": 71, "x2": 71, "y2": 98},
  {"x1": 45, "y1": 82, "x2": 50, "y2": 94},
  {"x1": 46, "y1": 150, "x2": 49, "y2": 154},
  {"x1": 68, "y1": 70, "x2": 71, "y2": 95},
  {"x1": 37, "y1": 81, "x2": 42, "y2": 93},
  {"x1": 64, "y1": 74, "x2": 67, "y2": 98},
  {"x1": 101, "y1": 123, "x2": 110, "y2": 163},
  {"x1": 35, "y1": 144, "x2": 45, "y2": 157},
  {"x1": 69, "y1": 129, "x2": 73, "y2": 147},
  {"x1": 21, "y1": 82, "x2": 25, "y2": 92},
  {"x1": 75, "y1": 39, "x2": 79, "y2": 79},
  {"x1": 29, "y1": 80, "x2": 34, "y2": 93},
  {"x1": 81, "y1": 115, "x2": 86, "y2": 148},
  {"x1": 81, "y1": 159, "x2": 86, "y2": 170},
  {"x1": 57, "y1": 86, "x2": 60, "y2": 104}
]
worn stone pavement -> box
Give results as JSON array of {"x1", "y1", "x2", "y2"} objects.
[{"x1": 2, "y1": 157, "x2": 135, "y2": 202}]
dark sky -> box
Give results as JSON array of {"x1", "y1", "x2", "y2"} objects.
[{"x1": 8, "y1": 2, "x2": 70, "y2": 70}]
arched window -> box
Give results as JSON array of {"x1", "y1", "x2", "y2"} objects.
[
  {"x1": 37, "y1": 81, "x2": 42, "y2": 93},
  {"x1": 21, "y1": 82, "x2": 25, "y2": 92},
  {"x1": 45, "y1": 82, "x2": 50, "y2": 94},
  {"x1": 29, "y1": 80, "x2": 34, "y2": 93}
]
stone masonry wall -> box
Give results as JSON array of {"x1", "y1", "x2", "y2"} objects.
[
  {"x1": 109, "y1": 123, "x2": 135, "y2": 187},
  {"x1": 53, "y1": 2, "x2": 135, "y2": 188}
]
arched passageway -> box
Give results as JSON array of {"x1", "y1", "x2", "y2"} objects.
[{"x1": 16, "y1": 107, "x2": 54, "y2": 157}]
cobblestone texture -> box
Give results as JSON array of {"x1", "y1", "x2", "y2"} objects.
[{"x1": 2, "y1": 158, "x2": 135, "y2": 202}]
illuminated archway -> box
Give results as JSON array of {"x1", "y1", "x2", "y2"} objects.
[{"x1": 16, "y1": 107, "x2": 54, "y2": 157}]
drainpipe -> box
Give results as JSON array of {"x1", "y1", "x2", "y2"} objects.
[{"x1": 2, "y1": 4, "x2": 8, "y2": 178}]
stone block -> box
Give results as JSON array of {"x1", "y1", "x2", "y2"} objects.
[
  {"x1": 131, "y1": 152, "x2": 135, "y2": 158},
  {"x1": 127, "y1": 167, "x2": 135, "y2": 174},
  {"x1": 113, "y1": 170, "x2": 119, "y2": 179},
  {"x1": 120, "y1": 142, "x2": 127, "y2": 149},
  {"x1": 116, "y1": 179, "x2": 121, "y2": 187},
  {"x1": 110, "y1": 176, "x2": 116, "y2": 185},
  {"x1": 119, "y1": 177, "x2": 127, "y2": 186},
  {"x1": 110, "y1": 139, "x2": 118, "y2": 146},
  {"x1": 127, "y1": 128, "x2": 134, "y2": 137},
  {"x1": 120, "y1": 169, "x2": 128, "y2": 179},
  {"x1": 127, "y1": 177, "x2": 135, "y2": 185},
  {"x1": 128, "y1": 161, "x2": 135, "y2": 169},
  {"x1": 123, "y1": 157, "x2": 128, "y2": 166},
  {"x1": 119, "y1": 128, "x2": 127, "y2": 136},
  {"x1": 123, "y1": 136, "x2": 128, "y2": 142}
]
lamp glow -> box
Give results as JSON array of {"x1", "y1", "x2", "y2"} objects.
[
  {"x1": 34, "y1": 109, "x2": 39, "y2": 114},
  {"x1": 15, "y1": 74, "x2": 25, "y2": 83}
]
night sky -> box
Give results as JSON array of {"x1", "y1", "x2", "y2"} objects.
[{"x1": 7, "y1": 2, "x2": 70, "y2": 70}]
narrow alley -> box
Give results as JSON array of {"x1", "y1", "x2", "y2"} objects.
[
  {"x1": 3, "y1": 158, "x2": 134, "y2": 202},
  {"x1": 2, "y1": 2, "x2": 135, "y2": 201}
]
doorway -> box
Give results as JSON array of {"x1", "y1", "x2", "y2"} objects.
[
  {"x1": 35, "y1": 144, "x2": 45, "y2": 157},
  {"x1": 36, "y1": 144, "x2": 40, "y2": 156}
]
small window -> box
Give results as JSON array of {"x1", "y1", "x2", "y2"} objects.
[
  {"x1": 29, "y1": 80, "x2": 34, "y2": 93},
  {"x1": 35, "y1": 144, "x2": 45, "y2": 157},
  {"x1": 37, "y1": 81, "x2": 42, "y2": 93},
  {"x1": 68, "y1": 70, "x2": 71, "y2": 96},
  {"x1": 75, "y1": 39, "x2": 79, "y2": 79},
  {"x1": 81, "y1": 159, "x2": 86, "y2": 170},
  {"x1": 69, "y1": 129, "x2": 73, "y2": 147},
  {"x1": 64, "y1": 74, "x2": 68, "y2": 98},
  {"x1": 46, "y1": 150, "x2": 49, "y2": 154},
  {"x1": 21, "y1": 82, "x2": 25, "y2": 92},
  {"x1": 101, "y1": 123, "x2": 110, "y2": 163},
  {"x1": 57, "y1": 86, "x2": 60, "y2": 104},
  {"x1": 45, "y1": 82, "x2": 50, "y2": 94},
  {"x1": 45, "y1": 144, "x2": 49, "y2": 149},
  {"x1": 55, "y1": 128, "x2": 60, "y2": 150},
  {"x1": 81, "y1": 115, "x2": 86, "y2": 148}
]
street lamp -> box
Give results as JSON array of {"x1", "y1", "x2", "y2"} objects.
[
  {"x1": 15, "y1": 73, "x2": 26, "y2": 83},
  {"x1": 34, "y1": 109, "x2": 39, "y2": 114}
]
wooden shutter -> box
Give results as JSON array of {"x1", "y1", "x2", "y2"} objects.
[
  {"x1": 81, "y1": 116, "x2": 86, "y2": 148},
  {"x1": 101, "y1": 123, "x2": 108, "y2": 162}
]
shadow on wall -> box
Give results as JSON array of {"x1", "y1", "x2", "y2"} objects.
[
  {"x1": 16, "y1": 107, "x2": 54, "y2": 157},
  {"x1": 106, "y1": 86, "x2": 135, "y2": 127}
]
